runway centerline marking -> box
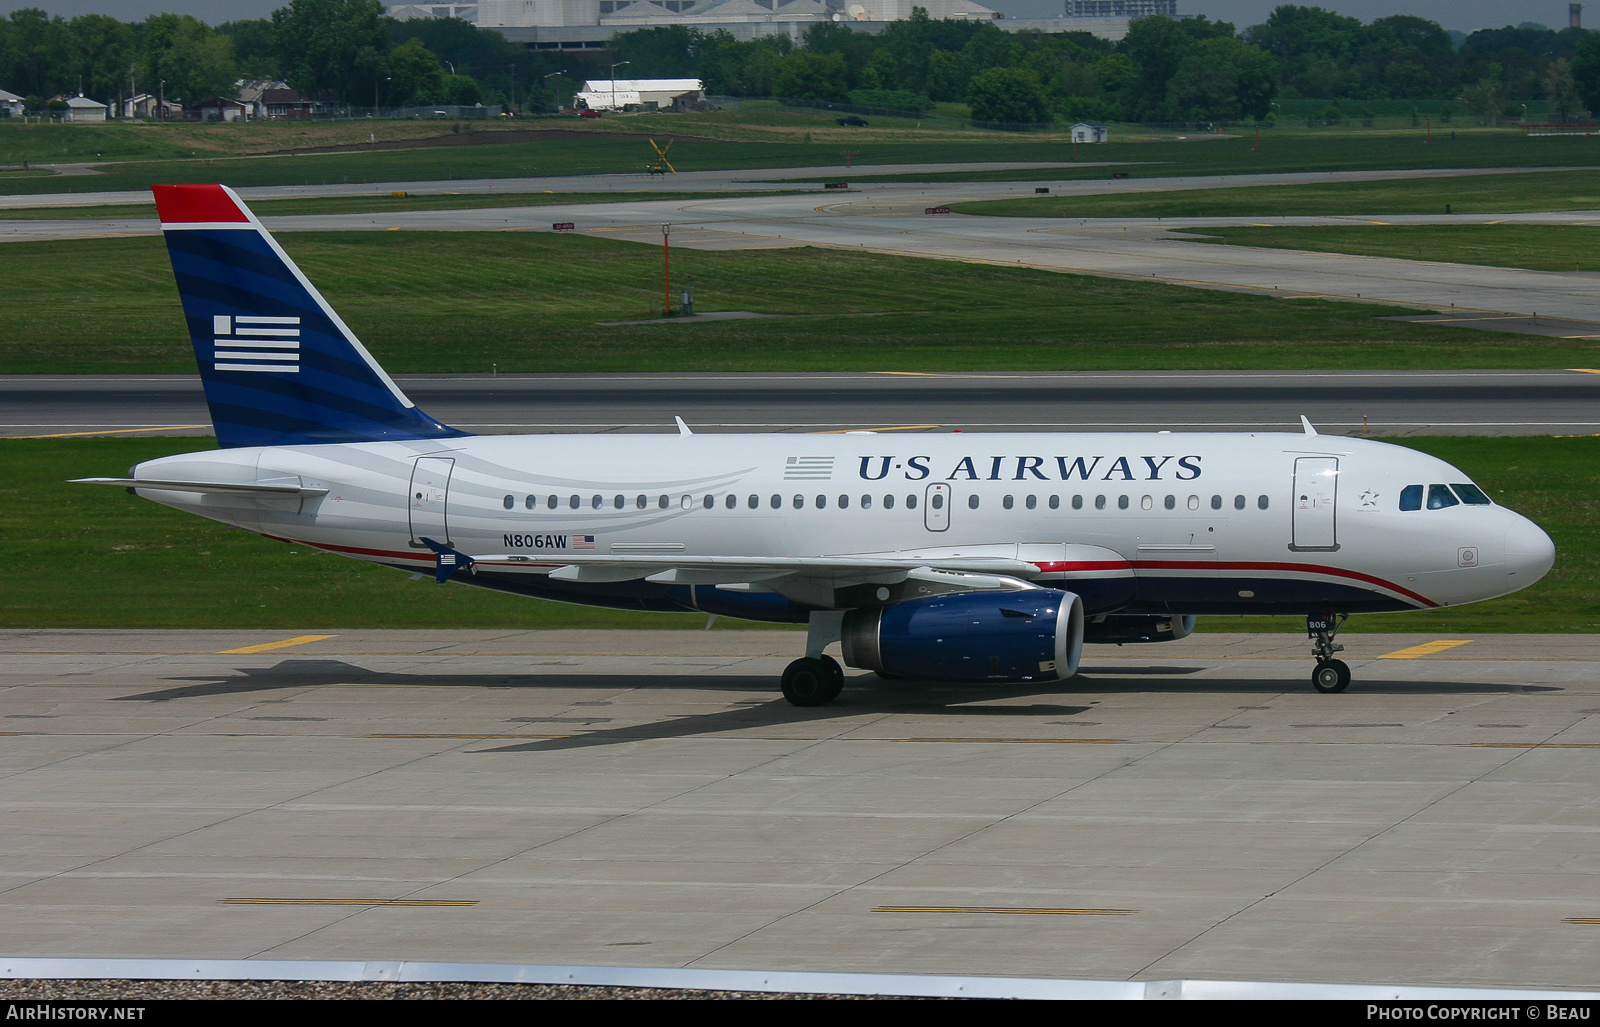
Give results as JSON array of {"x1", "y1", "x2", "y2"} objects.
[
  {"x1": 1378, "y1": 639, "x2": 1473, "y2": 659},
  {"x1": 216, "y1": 634, "x2": 337, "y2": 655}
]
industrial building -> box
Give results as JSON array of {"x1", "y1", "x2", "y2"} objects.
[{"x1": 389, "y1": 1, "x2": 1138, "y2": 49}]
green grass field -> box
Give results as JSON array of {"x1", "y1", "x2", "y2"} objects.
[
  {"x1": 0, "y1": 189, "x2": 803, "y2": 220},
  {"x1": 1175, "y1": 223, "x2": 1600, "y2": 273},
  {"x1": 2, "y1": 117, "x2": 1597, "y2": 196},
  {"x1": 950, "y1": 169, "x2": 1600, "y2": 218},
  {"x1": 4, "y1": 435, "x2": 1592, "y2": 633},
  {"x1": 6, "y1": 231, "x2": 1592, "y2": 376}
]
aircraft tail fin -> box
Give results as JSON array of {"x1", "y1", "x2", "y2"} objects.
[{"x1": 152, "y1": 183, "x2": 468, "y2": 449}]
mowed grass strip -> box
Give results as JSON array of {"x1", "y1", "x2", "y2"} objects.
[
  {"x1": 3, "y1": 435, "x2": 1594, "y2": 632},
  {"x1": 0, "y1": 189, "x2": 803, "y2": 221},
  {"x1": 4, "y1": 120, "x2": 1600, "y2": 196},
  {"x1": 1174, "y1": 224, "x2": 1600, "y2": 273},
  {"x1": 4, "y1": 231, "x2": 1594, "y2": 376},
  {"x1": 951, "y1": 169, "x2": 1600, "y2": 219}
]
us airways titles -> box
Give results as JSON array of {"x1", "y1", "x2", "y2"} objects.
[{"x1": 854, "y1": 454, "x2": 1204, "y2": 482}]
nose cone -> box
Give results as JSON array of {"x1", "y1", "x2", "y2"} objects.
[{"x1": 1504, "y1": 515, "x2": 1555, "y2": 588}]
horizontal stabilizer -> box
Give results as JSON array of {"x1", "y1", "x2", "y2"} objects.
[
  {"x1": 418, "y1": 537, "x2": 476, "y2": 584},
  {"x1": 72, "y1": 477, "x2": 329, "y2": 497}
]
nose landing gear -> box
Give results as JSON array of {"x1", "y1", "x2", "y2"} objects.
[{"x1": 1308, "y1": 611, "x2": 1350, "y2": 693}]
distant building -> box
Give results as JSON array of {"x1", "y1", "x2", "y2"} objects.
[
  {"x1": 124, "y1": 93, "x2": 183, "y2": 120},
  {"x1": 0, "y1": 89, "x2": 23, "y2": 117},
  {"x1": 575, "y1": 77, "x2": 702, "y2": 110},
  {"x1": 1070, "y1": 121, "x2": 1108, "y2": 143},
  {"x1": 189, "y1": 96, "x2": 250, "y2": 122},
  {"x1": 1064, "y1": 0, "x2": 1173, "y2": 15},
  {"x1": 63, "y1": 95, "x2": 107, "y2": 122}
]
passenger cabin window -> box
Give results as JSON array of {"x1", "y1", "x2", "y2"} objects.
[
  {"x1": 1234, "y1": 495, "x2": 1246, "y2": 510},
  {"x1": 1400, "y1": 484, "x2": 1423, "y2": 511},
  {"x1": 1211, "y1": 495, "x2": 1222, "y2": 510},
  {"x1": 503, "y1": 495, "x2": 514, "y2": 510},
  {"x1": 968, "y1": 495, "x2": 979, "y2": 509},
  {"x1": 1072, "y1": 495, "x2": 1083, "y2": 510},
  {"x1": 908, "y1": 494, "x2": 919, "y2": 510},
  {"x1": 1427, "y1": 484, "x2": 1459, "y2": 510},
  {"x1": 1003, "y1": 495, "x2": 1014, "y2": 510},
  {"x1": 1118, "y1": 495, "x2": 1130, "y2": 510},
  {"x1": 1453, "y1": 483, "x2": 1492, "y2": 505},
  {"x1": 1257, "y1": 495, "x2": 1269, "y2": 510},
  {"x1": 884, "y1": 495, "x2": 895, "y2": 510}
]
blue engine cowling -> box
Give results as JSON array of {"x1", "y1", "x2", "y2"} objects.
[{"x1": 840, "y1": 589, "x2": 1084, "y2": 683}]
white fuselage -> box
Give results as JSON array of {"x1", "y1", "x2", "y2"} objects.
[{"x1": 128, "y1": 430, "x2": 1555, "y2": 621}]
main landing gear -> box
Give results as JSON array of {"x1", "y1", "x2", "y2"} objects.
[
  {"x1": 782, "y1": 611, "x2": 848, "y2": 707},
  {"x1": 781, "y1": 655, "x2": 844, "y2": 707},
  {"x1": 1308, "y1": 611, "x2": 1351, "y2": 693}
]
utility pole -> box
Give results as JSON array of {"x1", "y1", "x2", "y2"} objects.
[
  {"x1": 610, "y1": 60, "x2": 630, "y2": 112},
  {"x1": 661, "y1": 223, "x2": 672, "y2": 316}
]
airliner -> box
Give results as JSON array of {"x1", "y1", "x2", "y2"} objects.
[{"x1": 76, "y1": 184, "x2": 1556, "y2": 705}]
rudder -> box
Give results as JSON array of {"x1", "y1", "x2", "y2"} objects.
[{"x1": 153, "y1": 183, "x2": 467, "y2": 449}]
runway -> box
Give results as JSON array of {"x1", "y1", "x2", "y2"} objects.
[
  {"x1": 8, "y1": 369, "x2": 1600, "y2": 439},
  {"x1": 6, "y1": 165, "x2": 1599, "y2": 324},
  {"x1": 3, "y1": 628, "x2": 1598, "y2": 988}
]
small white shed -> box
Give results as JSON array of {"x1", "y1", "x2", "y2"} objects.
[
  {"x1": 1070, "y1": 122, "x2": 1109, "y2": 143},
  {"x1": 64, "y1": 95, "x2": 108, "y2": 122}
]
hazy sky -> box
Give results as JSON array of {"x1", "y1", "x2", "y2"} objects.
[{"x1": 0, "y1": 1, "x2": 1583, "y2": 34}]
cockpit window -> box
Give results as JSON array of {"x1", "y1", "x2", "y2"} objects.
[
  {"x1": 1427, "y1": 484, "x2": 1460, "y2": 510},
  {"x1": 1399, "y1": 484, "x2": 1422, "y2": 511},
  {"x1": 1452, "y1": 483, "x2": 1492, "y2": 505}
]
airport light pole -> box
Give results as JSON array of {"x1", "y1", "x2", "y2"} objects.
[
  {"x1": 661, "y1": 223, "x2": 672, "y2": 316},
  {"x1": 611, "y1": 61, "x2": 629, "y2": 112},
  {"x1": 543, "y1": 70, "x2": 565, "y2": 112}
]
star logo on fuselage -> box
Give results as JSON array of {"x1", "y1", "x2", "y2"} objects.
[{"x1": 1359, "y1": 489, "x2": 1380, "y2": 508}]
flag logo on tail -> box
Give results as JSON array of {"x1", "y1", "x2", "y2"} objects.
[{"x1": 213, "y1": 315, "x2": 301, "y2": 373}]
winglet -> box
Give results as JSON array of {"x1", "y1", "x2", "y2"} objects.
[
  {"x1": 1300, "y1": 415, "x2": 1318, "y2": 436},
  {"x1": 418, "y1": 537, "x2": 475, "y2": 583},
  {"x1": 675, "y1": 416, "x2": 693, "y2": 436}
]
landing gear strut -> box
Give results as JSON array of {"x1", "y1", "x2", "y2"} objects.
[
  {"x1": 1308, "y1": 611, "x2": 1350, "y2": 693},
  {"x1": 781, "y1": 611, "x2": 849, "y2": 706},
  {"x1": 782, "y1": 655, "x2": 843, "y2": 707}
]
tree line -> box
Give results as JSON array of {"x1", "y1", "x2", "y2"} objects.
[
  {"x1": 0, "y1": 0, "x2": 572, "y2": 113},
  {"x1": 3, "y1": 1, "x2": 1600, "y2": 124},
  {"x1": 612, "y1": 6, "x2": 1600, "y2": 124}
]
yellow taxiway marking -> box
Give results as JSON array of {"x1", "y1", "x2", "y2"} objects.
[
  {"x1": 898, "y1": 737, "x2": 1125, "y2": 744},
  {"x1": 1378, "y1": 640, "x2": 1473, "y2": 659},
  {"x1": 1563, "y1": 918, "x2": 1600, "y2": 924},
  {"x1": 222, "y1": 898, "x2": 478, "y2": 907},
  {"x1": 814, "y1": 424, "x2": 940, "y2": 434},
  {"x1": 15, "y1": 425, "x2": 208, "y2": 439},
  {"x1": 1571, "y1": 368, "x2": 1600, "y2": 374},
  {"x1": 874, "y1": 906, "x2": 1136, "y2": 916},
  {"x1": 217, "y1": 634, "x2": 337, "y2": 655}
]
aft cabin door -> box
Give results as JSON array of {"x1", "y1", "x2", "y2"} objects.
[
  {"x1": 1290, "y1": 456, "x2": 1339, "y2": 552},
  {"x1": 409, "y1": 457, "x2": 455, "y2": 547}
]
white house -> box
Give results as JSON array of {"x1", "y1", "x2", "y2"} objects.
[
  {"x1": 1070, "y1": 122, "x2": 1109, "y2": 143},
  {"x1": 575, "y1": 77, "x2": 702, "y2": 111},
  {"x1": 0, "y1": 89, "x2": 23, "y2": 117},
  {"x1": 64, "y1": 95, "x2": 108, "y2": 122}
]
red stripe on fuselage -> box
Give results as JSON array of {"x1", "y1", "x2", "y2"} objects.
[
  {"x1": 1128, "y1": 559, "x2": 1438, "y2": 608},
  {"x1": 265, "y1": 536, "x2": 1435, "y2": 608}
]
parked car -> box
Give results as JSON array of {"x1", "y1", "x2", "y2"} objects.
[
  {"x1": 579, "y1": 109, "x2": 601, "y2": 119},
  {"x1": 836, "y1": 116, "x2": 868, "y2": 127}
]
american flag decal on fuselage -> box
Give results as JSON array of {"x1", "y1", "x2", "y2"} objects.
[
  {"x1": 784, "y1": 456, "x2": 834, "y2": 480},
  {"x1": 213, "y1": 314, "x2": 301, "y2": 373}
]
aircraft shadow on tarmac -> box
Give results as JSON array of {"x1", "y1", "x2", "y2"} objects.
[{"x1": 108, "y1": 658, "x2": 1557, "y2": 752}]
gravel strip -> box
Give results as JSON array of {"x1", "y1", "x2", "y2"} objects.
[{"x1": 0, "y1": 979, "x2": 880, "y2": 1000}]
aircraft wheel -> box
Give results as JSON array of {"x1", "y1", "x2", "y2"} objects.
[
  {"x1": 782, "y1": 657, "x2": 843, "y2": 707},
  {"x1": 1311, "y1": 659, "x2": 1351, "y2": 694}
]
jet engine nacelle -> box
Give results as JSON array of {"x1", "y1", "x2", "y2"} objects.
[
  {"x1": 841, "y1": 589, "x2": 1084, "y2": 683},
  {"x1": 1082, "y1": 614, "x2": 1197, "y2": 645}
]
